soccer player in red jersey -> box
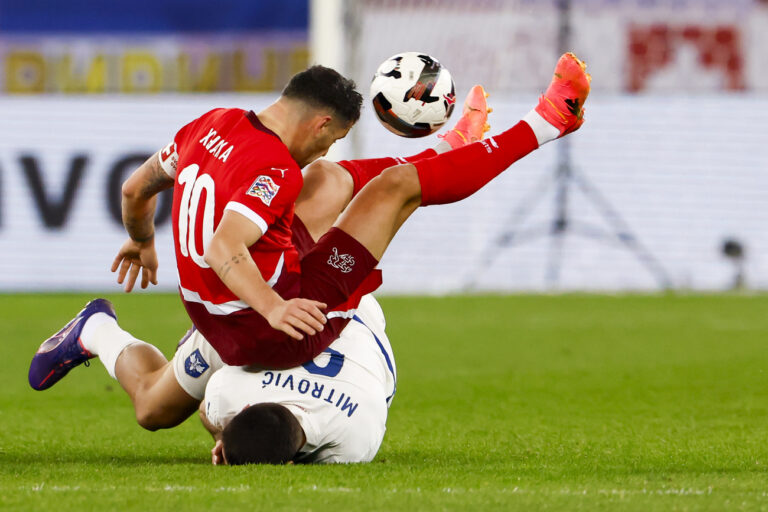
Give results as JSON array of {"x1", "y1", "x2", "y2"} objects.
[
  {"x1": 30, "y1": 54, "x2": 590, "y2": 430},
  {"x1": 126, "y1": 66, "x2": 365, "y2": 368}
]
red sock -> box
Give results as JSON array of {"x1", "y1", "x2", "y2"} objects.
[
  {"x1": 405, "y1": 148, "x2": 437, "y2": 161},
  {"x1": 415, "y1": 121, "x2": 538, "y2": 206},
  {"x1": 338, "y1": 148, "x2": 439, "y2": 196}
]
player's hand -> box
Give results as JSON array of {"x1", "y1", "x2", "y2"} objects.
[
  {"x1": 211, "y1": 439, "x2": 226, "y2": 465},
  {"x1": 266, "y1": 298, "x2": 327, "y2": 340},
  {"x1": 111, "y1": 237, "x2": 159, "y2": 292}
]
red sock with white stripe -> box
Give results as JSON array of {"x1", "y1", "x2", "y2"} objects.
[
  {"x1": 338, "y1": 148, "x2": 438, "y2": 196},
  {"x1": 415, "y1": 119, "x2": 541, "y2": 206}
]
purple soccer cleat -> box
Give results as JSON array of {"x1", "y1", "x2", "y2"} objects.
[{"x1": 28, "y1": 298, "x2": 116, "y2": 391}]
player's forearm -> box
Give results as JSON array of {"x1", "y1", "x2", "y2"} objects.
[
  {"x1": 121, "y1": 153, "x2": 174, "y2": 242},
  {"x1": 121, "y1": 194, "x2": 157, "y2": 243},
  {"x1": 199, "y1": 402, "x2": 222, "y2": 441},
  {"x1": 204, "y1": 238, "x2": 283, "y2": 317}
]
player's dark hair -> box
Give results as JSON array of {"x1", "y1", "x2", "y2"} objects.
[
  {"x1": 282, "y1": 65, "x2": 362, "y2": 125},
  {"x1": 222, "y1": 403, "x2": 304, "y2": 465}
]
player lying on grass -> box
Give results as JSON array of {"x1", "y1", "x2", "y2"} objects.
[
  {"x1": 27, "y1": 82, "x2": 493, "y2": 435},
  {"x1": 200, "y1": 293, "x2": 395, "y2": 464},
  {"x1": 30, "y1": 52, "x2": 590, "y2": 421}
]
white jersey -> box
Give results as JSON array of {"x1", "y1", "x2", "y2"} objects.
[{"x1": 203, "y1": 295, "x2": 396, "y2": 463}]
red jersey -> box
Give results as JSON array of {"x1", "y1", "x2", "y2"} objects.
[{"x1": 158, "y1": 108, "x2": 303, "y2": 314}]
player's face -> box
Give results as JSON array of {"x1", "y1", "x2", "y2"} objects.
[{"x1": 296, "y1": 117, "x2": 351, "y2": 167}]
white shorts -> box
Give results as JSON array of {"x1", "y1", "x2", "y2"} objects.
[{"x1": 171, "y1": 327, "x2": 225, "y2": 400}]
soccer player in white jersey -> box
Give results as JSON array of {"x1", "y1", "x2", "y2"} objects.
[{"x1": 199, "y1": 294, "x2": 396, "y2": 464}]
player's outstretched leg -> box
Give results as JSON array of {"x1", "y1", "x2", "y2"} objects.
[
  {"x1": 417, "y1": 51, "x2": 590, "y2": 206},
  {"x1": 28, "y1": 298, "x2": 115, "y2": 390},
  {"x1": 29, "y1": 298, "x2": 199, "y2": 429},
  {"x1": 296, "y1": 85, "x2": 495, "y2": 241},
  {"x1": 334, "y1": 52, "x2": 591, "y2": 259},
  {"x1": 345, "y1": 85, "x2": 493, "y2": 188}
]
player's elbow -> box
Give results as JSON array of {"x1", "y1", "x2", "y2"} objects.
[
  {"x1": 203, "y1": 236, "x2": 225, "y2": 270},
  {"x1": 121, "y1": 179, "x2": 142, "y2": 202},
  {"x1": 203, "y1": 241, "x2": 217, "y2": 268}
]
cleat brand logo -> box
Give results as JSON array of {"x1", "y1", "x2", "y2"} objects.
[
  {"x1": 185, "y1": 349, "x2": 209, "y2": 378},
  {"x1": 327, "y1": 247, "x2": 355, "y2": 273},
  {"x1": 565, "y1": 98, "x2": 580, "y2": 115}
]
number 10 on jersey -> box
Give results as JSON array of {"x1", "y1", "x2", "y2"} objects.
[{"x1": 178, "y1": 164, "x2": 216, "y2": 268}]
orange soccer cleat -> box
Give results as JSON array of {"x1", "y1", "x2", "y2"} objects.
[
  {"x1": 534, "y1": 52, "x2": 592, "y2": 137},
  {"x1": 438, "y1": 84, "x2": 492, "y2": 149}
]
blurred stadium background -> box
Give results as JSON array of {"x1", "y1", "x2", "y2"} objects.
[{"x1": 1, "y1": 0, "x2": 767, "y2": 294}]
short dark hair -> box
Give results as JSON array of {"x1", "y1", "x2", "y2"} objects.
[
  {"x1": 282, "y1": 65, "x2": 362, "y2": 125},
  {"x1": 222, "y1": 403, "x2": 304, "y2": 465}
]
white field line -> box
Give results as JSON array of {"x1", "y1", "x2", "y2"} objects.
[{"x1": 17, "y1": 484, "x2": 768, "y2": 497}]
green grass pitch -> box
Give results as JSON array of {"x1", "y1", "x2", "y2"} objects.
[{"x1": 2, "y1": 293, "x2": 768, "y2": 510}]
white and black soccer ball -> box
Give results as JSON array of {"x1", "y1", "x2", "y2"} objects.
[{"x1": 370, "y1": 52, "x2": 456, "y2": 138}]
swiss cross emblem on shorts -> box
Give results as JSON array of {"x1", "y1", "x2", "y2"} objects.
[
  {"x1": 328, "y1": 247, "x2": 355, "y2": 273},
  {"x1": 246, "y1": 175, "x2": 280, "y2": 206}
]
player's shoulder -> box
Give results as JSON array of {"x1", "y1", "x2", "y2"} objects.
[
  {"x1": 237, "y1": 165, "x2": 302, "y2": 209},
  {"x1": 200, "y1": 107, "x2": 245, "y2": 121},
  {"x1": 176, "y1": 107, "x2": 244, "y2": 146},
  {"x1": 184, "y1": 107, "x2": 243, "y2": 132},
  {"x1": 251, "y1": 164, "x2": 302, "y2": 182}
]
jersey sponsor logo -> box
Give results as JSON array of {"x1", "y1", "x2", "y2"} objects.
[
  {"x1": 198, "y1": 127, "x2": 234, "y2": 162},
  {"x1": 185, "y1": 349, "x2": 210, "y2": 378},
  {"x1": 246, "y1": 175, "x2": 280, "y2": 206},
  {"x1": 328, "y1": 247, "x2": 355, "y2": 273}
]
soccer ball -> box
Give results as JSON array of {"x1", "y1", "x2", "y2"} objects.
[{"x1": 370, "y1": 52, "x2": 456, "y2": 138}]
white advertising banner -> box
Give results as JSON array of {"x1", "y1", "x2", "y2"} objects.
[
  {"x1": 346, "y1": 0, "x2": 767, "y2": 94},
  {"x1": 1, "y1": 93, "x2": 767, "y2": 293}
]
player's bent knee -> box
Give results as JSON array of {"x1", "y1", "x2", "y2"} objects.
[
  {"x1": 305, "y1": 158, "x2": 338, "y2": 175},
  {"x1": 303, "y1": 159, "x2": 351, "y2": 187},
  {"x1": 134, "y1": 389, "x2": 197, "y2": 431},
  {"x1": 371, "y1": 164, "x2": 420, "y2": 202},
  {"x1": 135, "y1": 406, "x2": 185, "y2": 431},
  {"x1": 135, "y1": 407, "x2": 166, "y2": 431}
]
